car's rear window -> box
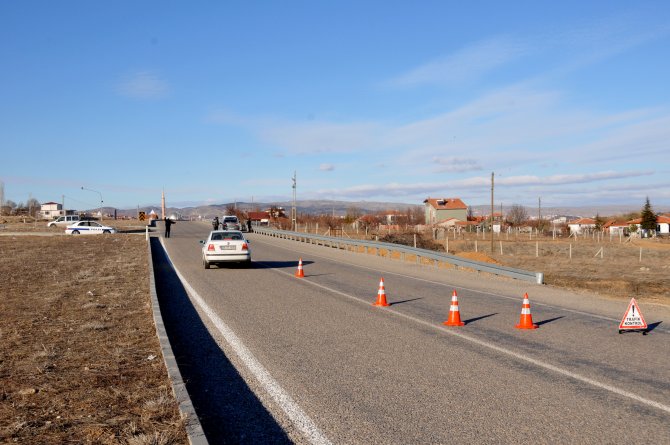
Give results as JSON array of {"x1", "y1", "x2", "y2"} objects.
[
  {"x1": 224, "y1": 217, "x2": 237, "y2": 222},
  {"x1": 211, "y1": 232, "x2": 243, "y2": 241}
]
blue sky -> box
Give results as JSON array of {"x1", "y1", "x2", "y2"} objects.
[{"x1": 2, "y1": 1, "x2": 670, "y2": 211}]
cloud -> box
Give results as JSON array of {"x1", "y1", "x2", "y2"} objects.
[
  {"x1": 387, "y1": 37, "x2": 529, "y2": 88},
  {"x1": 310, "y1": 170, "x2": 653, "y2": 201},
  {"x1": 319, "y1": 163, "x2": 335, "y2": 171},
  {"x1": 432, "y1": 157, "x2": 482, "y2": 173},
  {"x1": 117, "y1": 71, "x2": 169, "y2": 99},
  {"x1": 259, "y1": 120, "x2": 384, "y2": 154}
]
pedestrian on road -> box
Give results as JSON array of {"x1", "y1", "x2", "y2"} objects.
[
  {"x1": 247, "y1": 219, "x2": 252, "y2": 232},
  {"x1": 165, "y1": 217, "x2": 175, "y2": 238},
  {"x1": 213, "y1": 216, "x2": 220, "y2": 231}
]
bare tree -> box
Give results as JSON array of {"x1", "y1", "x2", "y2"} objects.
[
  {"x1": 507, "y1": 204, "x2": 528, "y2": 227},
  {"x1": 345, "y1": 206, "x2": 362, "y2": 224},
  {"x1": 411, "y1": 206, "x2": 425, "y2": 224},
  {"x1": 2, "y1": 199, "x2": 16, "y2": 216},
  {"x1": 26, "y1": 198, "x2": 40, "y2": 218}
]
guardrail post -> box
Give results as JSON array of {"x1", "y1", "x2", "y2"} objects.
[{"x1": 536, "y1": 272, "x2": 544, "y2": 284}]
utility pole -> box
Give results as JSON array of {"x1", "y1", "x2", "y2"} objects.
[
  {"x1": 538, "y1": 197, "x2": 542, "y2": 234},
  {"x1": 490, "y1": 172, "x2": 494, "y2": 252},
  {"x1": 291, "y1": 171, "x2": 297, "y2": 231}
]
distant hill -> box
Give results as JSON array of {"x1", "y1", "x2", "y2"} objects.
[
  {"x1": 108, "y1": 200, "x2": 665, "y2": 220},
  {"x1": 112, "y1": 200, "x2": 422, "y2": 219}
]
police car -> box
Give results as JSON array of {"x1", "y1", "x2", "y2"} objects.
[{"x1": 65, "y1": 220, "x2": 117, "y2": 235}]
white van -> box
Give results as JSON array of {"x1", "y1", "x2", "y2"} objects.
[{"x1": 47, "y1": 215, "x2": 81, "y2": 227}]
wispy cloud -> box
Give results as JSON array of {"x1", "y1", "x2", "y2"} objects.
[
  {"x1": 319, "y1": 163, "x2": 335, "y2": 171},
  {"x1": 386, "y1": 37, "x2": 529, "y2": 88},
  {"x1": 432, "y1": 157, "x2": 482, "y2": 173},
  {"x1": 310, "y1": 170, "x2": 652, "y2": 201},
  {"x1": 117, "y1": 71, "x2": 169, "y2": 99},
  {"x1": 259, "y1": 120, "x2": 384, "y2": 154}
]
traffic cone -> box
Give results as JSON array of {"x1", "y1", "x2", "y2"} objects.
[
  {"x1": 515, "y1": 293, "x2": 538, "y2": 329},
  {"x1": 373, "y1": 277, "x2": 390, "y2": 307},
  {"x1": 443, "y1": 290, "x2": 465, "y2": 326},
  {"x1": 295, "y1": 258, "x2": 305, "y2": 278}
]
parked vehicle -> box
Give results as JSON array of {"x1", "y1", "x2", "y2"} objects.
[
  {"x1": 221, "y1": 215, "x2": 242, "y2": 230},
  {"x1": 65, "y1": 220, "x2": 117, "y2": 235},
  {"x1": 47, "y1": 215, "x2": 80, "y2": 227},
  {"x1": 200, "y1": 230, "x2": 251, "y2": 268}
]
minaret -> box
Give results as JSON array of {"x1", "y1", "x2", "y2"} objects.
[{"x1": 161, "y1": 189, "x2": 166, "y2": 220}]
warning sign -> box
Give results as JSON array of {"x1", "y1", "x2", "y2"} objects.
[
  {"x1": 139, "y1": 211, "x2": 146, "y2": 221},
  {"x1": 619, "y1": 298, "x2": 648, "y2": 331}
]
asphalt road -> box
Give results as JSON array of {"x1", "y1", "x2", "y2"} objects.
[{"x1": 155, "y1": 221, "x2": 670, "y2": 444}]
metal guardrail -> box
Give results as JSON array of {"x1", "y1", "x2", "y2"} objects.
[{"x1": 253, "y1": 227, "x2": 544, "y2": 284}]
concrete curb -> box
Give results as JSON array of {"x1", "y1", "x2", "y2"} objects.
[{"x1": 147, "y1": 238, "x2": 209, "y2": 445}]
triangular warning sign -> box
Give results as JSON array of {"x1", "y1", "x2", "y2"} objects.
[{"x1": 619, "y1": 298, "x2": 648, "y2": 330}]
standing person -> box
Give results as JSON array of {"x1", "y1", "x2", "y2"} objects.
[
  {"x1": 246, "y1": 219, "x2": 252, "y2": 232},
  {"x1": 164, "y1": 217, "x2": 175, "y2": 238},
  {"x1": 213, "y1": 216, "x2": 220, "y2": 230}
]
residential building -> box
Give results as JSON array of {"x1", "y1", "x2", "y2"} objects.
[
  {"x1": 568, "y1": 218, "x2": 596, "y2": 234},
  {"x1": 658, "y1": 215, "x2": 670, "y2": 235},
  {"x1": 40, "y1": 202, "x2": 68, "y2": 219},
  {"x1": 423, "y1": 198, "x2": 468, "y2": 225}
]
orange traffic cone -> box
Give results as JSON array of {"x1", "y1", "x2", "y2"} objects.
[
  {"x1": 515, "y1": 293, "x2": 538, "y2": 329},
  {"x1": 373, "y1": 277, "x2": 390, "y2": 307},
  {"x1": 443, "y1": 290, "x2": 465, "y2": 326},
  {"x1": 295, "y1": 258, "x2": 305, "y2": 278}
]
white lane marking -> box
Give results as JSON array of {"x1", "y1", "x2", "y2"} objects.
[
  {"x1": 259, "y1": 261, "x2": 670, "y2": 416},
  {"x1": 251, "y1": 237, "x2": 646, "y2": 324},
  {"x1": 159, "y1": 239, "x2": 333, "y2": 445}
]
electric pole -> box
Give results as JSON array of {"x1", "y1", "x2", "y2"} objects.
[
  {"x1": 538, "y1": 196, "x2": 541, "y2": 234},
  {"x1": 491, "y1": 172, "x2": 494, "y2": 252},
  {"x1": 291, "y1": 171, "x2": 297, "y2": 231}
]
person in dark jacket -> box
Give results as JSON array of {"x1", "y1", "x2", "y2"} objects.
[
  {"x1": 164, "y1": 217, "x2": 175, "y2": 238},
  {"x1": 213, "y1": 216, "x2": 220, "y2": 230},
  {"x1": 246, "y1": 219, "x2": 252, "y2": 232}
]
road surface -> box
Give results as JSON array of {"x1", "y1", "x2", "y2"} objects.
[{"x1": 154, "y1": 221, "x2": 670, "y2": 444}]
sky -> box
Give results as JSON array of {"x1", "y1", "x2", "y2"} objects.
[{"x1": 2, "y1": 1, "x2": 670, "y2": 211}]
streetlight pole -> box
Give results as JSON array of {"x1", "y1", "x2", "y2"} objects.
[
  {"x1": 81, "y1": 186, "x2": 103, "y2": 222},
  {"x1": 291, "y1": 171, "x2": 297, "y2": 231}
]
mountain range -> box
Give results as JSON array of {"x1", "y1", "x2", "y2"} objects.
[{"x1": 108, "y1": 200, "x2": 664, "y2": 220}]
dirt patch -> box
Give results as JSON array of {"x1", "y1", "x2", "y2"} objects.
[
  {"x1": 455, "y1": 251, "x2": 500, "y2": 264},
  {"x1": 0, "y1": 235, "x2": 187, "y2": 444},
  {"x1": 378, "y1": 230, "x2": 670, "y2": 305}
]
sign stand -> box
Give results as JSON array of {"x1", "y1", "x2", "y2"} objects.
[{"x1": 618, "y1": 298, "x2": 649, "y2": 335}]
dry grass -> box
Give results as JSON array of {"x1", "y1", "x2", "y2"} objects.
[
  {"x1": 0, "y1": 234, "x2": 187, "y2": 444},
  {"x1": 428, "y1": 232, "x2": 670, "y2": 304}
]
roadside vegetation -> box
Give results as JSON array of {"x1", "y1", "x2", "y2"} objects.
[{"x1": 0, "y1": 228, "x2": 187, "y2": 444}]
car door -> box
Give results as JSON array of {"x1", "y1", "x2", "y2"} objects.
[{"x1": 87, "y1": 221, "x2": 103, "y2": 234}]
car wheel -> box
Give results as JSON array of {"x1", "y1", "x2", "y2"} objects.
[
  {"x1": 203, "y1": 258, "x2": 210, "y2": 269},
  {"x1": 103, "y1": 230, "x2": 111, "y2": 234},
  {"x1": 72, "y1": 230, "x2": 80, "y2": 235}
]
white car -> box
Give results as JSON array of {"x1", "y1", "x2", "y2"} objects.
[
  {"x1": 221, "y1": 215, "x2": 242, "y2": 230},
  {"x1": 47, "y1": 215, "x2": 80, "y2": 227},
  {"x1": 65, "y1": 220, "x2": 117, "y2": 235},
  {"x1": 200, "y1": 230, "x2": 251, "y2": 268}
]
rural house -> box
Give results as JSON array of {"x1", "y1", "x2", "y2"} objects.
[
  {"x1": 568, "y1": 218, "x2": 596, "y2": 234},
  {"x1": 423, "y1": 198, "x2": 468, "y2": 225},
  {"x1": 658, "y1": 215, "x2": 670, "y2": 235},
  {"x1": 627, "y1": 214, "x2": 670, "y2": 237},
  {"x1": 40, "y1": 202, "x2": 68, "y2": 219}
]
